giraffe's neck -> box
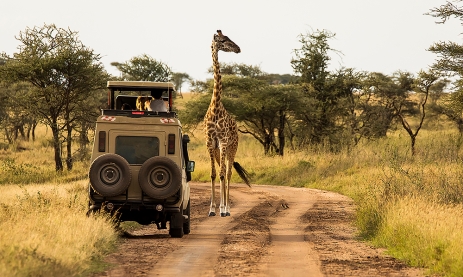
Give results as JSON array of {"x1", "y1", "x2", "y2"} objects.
[{"x1": 210, "y1": 43, "x2": 222, "y2": 115}]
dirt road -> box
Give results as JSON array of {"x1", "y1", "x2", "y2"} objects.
[{"x1": 96, "y1": 183, "x2": 424, "y2": 277}]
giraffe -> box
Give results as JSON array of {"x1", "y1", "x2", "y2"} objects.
[{"x1": 204, "y1": 30, "x2": 250, "y2": 217}]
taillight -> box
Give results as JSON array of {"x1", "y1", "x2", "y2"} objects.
[
  {"x1": 168, "y1": 134, "x2": 175, "y2": 154},
  {"x1": 98, "y1": 131, "x2": 106, "y2": 152}
]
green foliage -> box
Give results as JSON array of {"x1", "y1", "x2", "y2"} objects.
[
  {"x1": 179, "y1": 92, "x2": 211, "y2": 132},
  {"x1": 111, "y1": 54, "x2": 171, "y2": 82},
  {"x1": 171, "y1": 72, "x2": 191, "y2": 94},
  {"x1": 207, "y1": 62, "x2": 267, "y2": 79},
  {"x1": 180, "y1": 74, "x2": 303, "y2": 155},
  {"x1": 0, "y1": 23, "x2": 107, "y2": 171},
  {"x1": 291, "y1": 29, "x2": 336, "y2": 91},
  {"x1": 427, "y1": 1, "x2": 463, "y2": 138},
  {"x1": 290, "y1": 30, "x2": 365, "y2": 147}
]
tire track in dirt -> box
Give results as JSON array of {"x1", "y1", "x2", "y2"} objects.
[
  {"x1": 257, "y1": 185, "x2": 323, "y2": 277},
  {"x1": 213, "y1": 185, "x2": 324, "y2": 276},
  {"x1": 95, "y1": 183, "x2": 425, "y2": 277},
  {"x1": 148, "y1": 186, "x2": 262, "y2": 276}
]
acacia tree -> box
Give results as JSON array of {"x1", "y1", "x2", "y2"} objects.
[
  {"x1": 0, "y1": 23, "x2": 107, "y2": 171},
  {"x1": 427, "y1": 1, "x2": 463, "y2": 134},
  {"x1": 237, "y1": 84, "x2": 301, "y2": 156},
  {"x1": 291, "y1": 29, "x2": 357, "y2": 148},
  {"x1": 181, "y1": 71, "x2": 301, "y2": 156},
  {"x1": 171, "y1": 72, "x2": 191, "y2": 98},
  {"x1": 394, "y1": 71, "x2": 438, "y2": 156},
  {"x1": 111, "y1": 54, "x2": 171, "y2": 81},
  {"x1": 427, "y1": 1, "x2": 463, "y2": 75},
  {"x1": 0, "y1": 82, "x2": 38, "y2": 143}
]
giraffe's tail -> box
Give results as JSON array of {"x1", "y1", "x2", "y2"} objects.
[{"x1": 233, "y1": 162, "x2": 251, "y2": 187}]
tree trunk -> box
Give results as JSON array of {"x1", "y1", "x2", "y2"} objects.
[
  {"x1": 411, "y1": 136, "x2": 416, "y2": 157},
  {"x1": 264, "y1": 133, "x2": 271, "y2": 155},
  {"x1": 66, "y1": 123, "x2": 73, "y2": 170},
  {"x1": 4, "y1": 127, "x2": 12, "y2": 144},
  {"x1": 79, "y1": 121, "x2": 90, "y2": 151},
  {"x1": 277, "y1": 110, "x2": 285, "y2": 156},
  {"x1": 31, "y1": 121, "x2": 37, "y2": 141},
  {"x1": 51, "y1": 121, "x2": 63, "y2": 172}
]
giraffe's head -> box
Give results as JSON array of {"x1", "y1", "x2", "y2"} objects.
[{"x1": 213, "y1": 30, "x2": 241, "y2": 53}]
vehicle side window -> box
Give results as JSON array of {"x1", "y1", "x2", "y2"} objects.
[{"x1": 115, "y1": 136, "x2": 159, "y2": 164}]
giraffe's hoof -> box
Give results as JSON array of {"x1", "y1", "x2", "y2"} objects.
[
  {"x1": 220, "y1": 213, "x2": 226, "y2": 217},
  {"x1": 209, "y1": 212, "x2": 216, "y2": 217},
  {"x1": 226, "y1": 212, "x2": 230, "y2": 216}
]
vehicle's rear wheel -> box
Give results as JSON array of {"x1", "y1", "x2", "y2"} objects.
[
  {"x1": 138, "y1": 156, "x2": 182, "y2": 199},
  {"x1": 183, "y1": 200, "x2": 191, "y2": 235},
  {"x1": 169, "y1": 212, "x2": 184, "y2": 238},
  {"x1": 89, "y1": 154, "x2": 131, "y2": 197}
]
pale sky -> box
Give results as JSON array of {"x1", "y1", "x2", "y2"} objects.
[{"x1": 1, "y1": 0, "x2": 462, "y2": 89}]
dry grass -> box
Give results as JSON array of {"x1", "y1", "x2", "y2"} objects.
[
  {"x1": 186, "y1": 126, "x2": 463, "y2": 277},
  {"x1": 0, "y1": 127, "x2": 117, "y2": 277},
  {"x1": 0, "y1": 181, "x2": 118, "y2": 277},
  {"x1": 377, "y1": 197, "x2": 463, "y2": 274},
  {"x1": 2, "y1": 105, "x2": 463, "y2": 276}
]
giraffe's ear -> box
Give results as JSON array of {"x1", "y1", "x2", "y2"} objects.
[{"x1": 217, "y1": 30, "x2": 223, "y2": 36}]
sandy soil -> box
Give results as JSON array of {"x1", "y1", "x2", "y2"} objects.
[{"x1": 94, "y1": 182, "x2": 425, "y2": 277}]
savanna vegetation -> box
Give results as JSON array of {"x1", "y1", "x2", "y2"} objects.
[{"x1": 2, "y1": 1, "x2": 463, "y2": 276}]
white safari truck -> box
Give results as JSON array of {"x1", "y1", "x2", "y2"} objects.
[{"x1": 87, "y1": 81, "x2": 194, "y2": 238}]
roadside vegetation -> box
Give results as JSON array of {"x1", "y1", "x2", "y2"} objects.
[
  {"x1": 186, "y1": 112, "x2": 463, "y2": 276},
  {"x1": 0, "y1": 128, "x2": 119, "y2": 277},
  {"x1": 1, "y1": 98, "x2": 463, "y2": 276}
]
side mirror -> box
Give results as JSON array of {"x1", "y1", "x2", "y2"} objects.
[{"x1": 186, "y1": 161, "x2": 195, "y2": 172}]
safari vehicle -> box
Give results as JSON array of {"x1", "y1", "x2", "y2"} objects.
[{"x1": 87, "y1": 81, "x2": 194, "y2": 238}]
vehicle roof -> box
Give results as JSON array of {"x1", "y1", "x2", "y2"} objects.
[{"x1": 107, "y1": 81, "x2": 176, "y2": 91}]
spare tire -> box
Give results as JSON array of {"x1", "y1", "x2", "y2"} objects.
[
  {"x1": 89, "y1": 153, "x2": 132, "y2": 197},
  {"x1": 138, "y1": 156, "x2": 182, "y2": 199}
]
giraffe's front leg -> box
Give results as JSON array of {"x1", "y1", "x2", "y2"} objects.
[
  {"x1": 209, "y1": 182, "x2": 215, "y2": 216},
  {"x1": 224, "y1": 180, "x2": 230, "y2": 216},
  {"x1": 219, "y1": 176, "x2": 227, "y2": 217},
  {"x1": 208, "y1": 145, "x2": 217, "y2": 217},
  {"x1": 219, "y1": 148, "x2": 228, "y2": 217},
  {"x1": 209, "y1": 179, "x2": 216, "y2": 216}
]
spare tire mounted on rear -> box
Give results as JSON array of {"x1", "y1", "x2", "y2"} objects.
[
  {"x1": 89, "y1": 153, "x2": 132, "y2": 197},
  {"x1": 138, "y1": 156, "x2": 182, "y2": 199}
]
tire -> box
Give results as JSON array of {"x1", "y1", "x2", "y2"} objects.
[
  {"x1": 89, "y1": 153, "x2": 131, "y2": 197},
  {"x1": 169, "y1": 211, "x2": 184, "y2": 238},
  {"x1": 138, "y1": 156, "x2": 182, "y2": 199},
  {"x1": 169, "y1": 227, "x2": 184, "y2": 238},
  {"x1": 183, "y1": 200, "x2": 191, "y2": 235}
]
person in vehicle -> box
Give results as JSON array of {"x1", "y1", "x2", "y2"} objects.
[
  {"x1": 121, "y1": 103, "x2": 132, "y2": 110},
  {"x1": 149, "y1": 91, "x2": 167, "y2": 112},
  {"x1": 136, "y1": 96, "x2": 151, "y2": 111}
]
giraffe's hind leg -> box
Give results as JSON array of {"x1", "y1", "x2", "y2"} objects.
[
  {"x1": 219, "y1": 146, "x2": 228, "y2": 217},
  {"x1": 224, "y1": 147, "x2": 237, "y2": 216}
]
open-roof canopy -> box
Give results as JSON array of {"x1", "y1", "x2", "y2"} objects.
[{"x1": 107, "y1": 81, "x2": 175, "y2": 91}]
